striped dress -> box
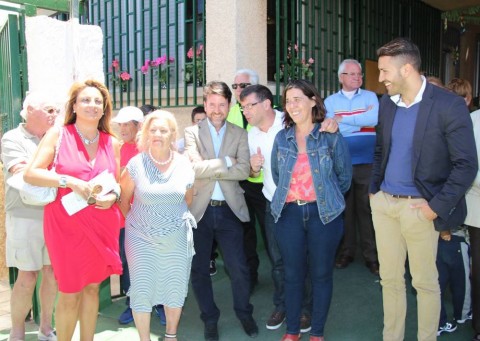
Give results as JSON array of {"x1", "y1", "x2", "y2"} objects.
[{"x1": 125, "y1": 152, "x2": 195, "y2": 311}]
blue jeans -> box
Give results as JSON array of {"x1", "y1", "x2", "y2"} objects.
[
  {"x1": 274, "y1": 202, "x2": 343, "y2": 336},
  {"x1": 191, "y1": 205, "x2": 253, "y2": 324},
  {"x1": 265, "y1": 201, "x2": 312, "y2": 314}
]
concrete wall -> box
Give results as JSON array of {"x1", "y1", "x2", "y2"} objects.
[{"x1": 206, "y1": 0, "x2": 267, "y2": 96}]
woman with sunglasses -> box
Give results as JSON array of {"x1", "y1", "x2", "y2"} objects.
[
  {"x1": 270, "y1": 79, "x2": 352, "y2": 341},
  {"x1": 24, "y1": 80, "x2": 123, "y2": 341}
]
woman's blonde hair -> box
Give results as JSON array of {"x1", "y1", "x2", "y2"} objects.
[
  {"x1": 64, "y1": 79, "x2": 115, "y2": 135},
  {"x1": 137, "y1": 110, "x2": 178, "y2": 152}
]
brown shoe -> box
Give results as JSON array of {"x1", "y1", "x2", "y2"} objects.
[
  {"x1": 335, "y1": 255, "x2": 353, "y2": 269},
  {"x1": 300, "y1": 313, "x2": 311, "y2": 333},
  {"x1": 266, "y1": 310, "x2": 286, "y2": 330}
]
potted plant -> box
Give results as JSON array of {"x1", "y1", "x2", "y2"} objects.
[
  {"x1": 184, "y1": 44, "x2": 205, "y2": 86},
  {"x1": 110, "y1": 59, "x2": 132, "y2": 92},
  {"x1": 275, "y1": 42, "x2": 314, "y2": 82},
  {"x1": 140, "y1": 55, "x2": 175, "y2": 88}
]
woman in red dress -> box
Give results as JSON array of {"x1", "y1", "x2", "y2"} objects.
[{"x1": 25, "y1": 80, "x2": 123, "y2": 341}]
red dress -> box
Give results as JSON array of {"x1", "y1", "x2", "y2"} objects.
[{"x1": 44, "y1": 124, "x2": 123, "y2": 293}]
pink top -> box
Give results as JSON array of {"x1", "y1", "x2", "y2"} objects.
[
  {"x1": 44, "y1": 124, "x2": 123, "y2": 293},
  {"x1": 286, "y1": 153, "x2": 316, "y2": 202}
]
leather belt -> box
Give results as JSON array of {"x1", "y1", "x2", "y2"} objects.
[
  {"x1": 385, "y1": 192, "x2": 422, "y2": 199},
  {"x1": 210, "y1": 200, "x2": 227, "y2": 207},
  {"x1": 287, "y1": 200, "x2": 316, "y2": 206}
]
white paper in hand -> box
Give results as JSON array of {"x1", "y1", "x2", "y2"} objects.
[{"x1": 61, "y1": 170, "x2": 117, "y2": 216}]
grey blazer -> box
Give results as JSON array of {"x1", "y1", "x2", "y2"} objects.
[{"x1": 184, "y1": 119, "x2": 250, "y2": 223}]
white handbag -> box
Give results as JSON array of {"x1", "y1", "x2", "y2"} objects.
[{"x1": 7, "y1": 127, "x2": 63, "y2": 206}]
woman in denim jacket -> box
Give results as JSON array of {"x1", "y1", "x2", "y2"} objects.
[{"x1": 271, "y1": 80, "x2": 352, "y2": 341}]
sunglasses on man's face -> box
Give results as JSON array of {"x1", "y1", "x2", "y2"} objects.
[{"x1": 231, "y1": 83, "x2": 251, "y2": 90}]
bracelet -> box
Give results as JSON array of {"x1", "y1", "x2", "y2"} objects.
[
  {"x1": 110, "y1": 191, "x2": 120, "y2": 202},
  {"x1": 110, "y1": 183, "x2": 121, "y2": 202}
]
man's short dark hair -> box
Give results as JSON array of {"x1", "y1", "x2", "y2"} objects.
[
  {"x1": 191, "y1": 106, "x2": 206, "y2": 122},
  {"x1": 203, "y1": 81, "x2": 232, "y2": 103},
  {"x1": 377, "y1": 37, "x2": 421, "y2": 72},
  {"x1": 139, "y1": 104, "x2": 158, "y2": 116},
  {"x1": 239, "y1": 85, "x2": 274, "y2": 108}
]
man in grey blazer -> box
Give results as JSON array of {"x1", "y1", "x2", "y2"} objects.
[{"x1": 185, "y1": 81, "x2": 258, "y2": 341}]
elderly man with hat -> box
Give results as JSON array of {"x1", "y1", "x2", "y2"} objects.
[{"x1": 112, "y1": 106, "x2": 146, "y2": 324}]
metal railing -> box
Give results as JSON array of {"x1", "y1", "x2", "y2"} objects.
[
  {"x1": 273, "y1": 0, "x2": 441, "y2": 102},
  {"x1": 0, "y1": 9, "x2": 27, "y2": 138},
  {"x1": 87, "y1": 0, "x2": 206, "y2": 109}
]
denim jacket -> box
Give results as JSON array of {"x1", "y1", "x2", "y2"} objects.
[{"x1": 270, "y1": 123, "x2": 352, "y2": 224}]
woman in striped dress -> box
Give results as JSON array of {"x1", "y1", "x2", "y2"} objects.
[{"x1": 119, "y1": 110, "x2": 196, "y2": 341}]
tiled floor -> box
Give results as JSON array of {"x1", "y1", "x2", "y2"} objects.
[{"x1": 0, "y1": 254, "x2": 475, "y2": 340}]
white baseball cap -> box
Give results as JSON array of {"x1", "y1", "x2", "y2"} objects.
[{"x1": 112, "y1": 106, "x2": 144, "y2": 123}]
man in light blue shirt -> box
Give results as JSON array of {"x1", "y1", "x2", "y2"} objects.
[
  {"x1": 324, "y1": 59, "x2": 379, "y2": 275},
  {"x1": 185, "y1": 81, "x2": 258, "y2": 341}
]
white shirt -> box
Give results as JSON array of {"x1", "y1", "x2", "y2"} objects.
[
  {"x1": 390, "y1": 76, "x2": 427, "y2": 108},
  {"x1": 247, "y1": 109, "x2": 284, "y2": 201}
]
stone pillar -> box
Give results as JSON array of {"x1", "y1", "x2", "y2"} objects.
[{"x1": 205, "y1": 0, "x2": 267, "y2": 89}]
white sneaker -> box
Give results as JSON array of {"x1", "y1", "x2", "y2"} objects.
[
  {"x1": 457, "y1": 312, "x2": 472, "y2": 324},
  {"x1": 437, "y1": 322, "x2": 457, "y2": 336},
  {"x1": 38, "y1": 330, "x2": 57, "y2": 341}
]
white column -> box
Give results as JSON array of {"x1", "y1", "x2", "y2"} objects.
[{"x1": 205, "y1": 0, "x2": 267, "y2": 85}]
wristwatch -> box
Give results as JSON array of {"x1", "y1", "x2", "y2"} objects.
[{"x1": 59, "y1": 176, "x2": 67, "y2": 188}]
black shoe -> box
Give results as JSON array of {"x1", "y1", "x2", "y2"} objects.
[
  {"x1": 209, "y1": 259, "x2": 217, "y2": 276},
  {"x1": 366, "y1": 261, "x2": 380, "y2": 275},
  {"x1": 204, "y1": 323, "x2": 219, "y2": 341},
  {"x1": 335, "y1": 255, "x2": 353, "y2": 269},
  {"x1": 241, "y1": 317, "x2": 259, "y2": 338}
]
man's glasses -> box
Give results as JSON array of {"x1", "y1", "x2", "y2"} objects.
[
  {"x1": 232, "y1": 83, "x2": 251, "y2": 90},
  {"x1": 241, "y1": 102, "x2": 260, "y2": 111},
  {"x1": 43, "y1": 107, "x2": 59, "y2": 114},
  {"x1": 341, "y1": 72, "x2": 364, "y2": 78}
]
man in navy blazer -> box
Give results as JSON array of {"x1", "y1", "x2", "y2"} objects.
[{"x1": 369, "y1": 37, "x2": 477, "y2": 341}]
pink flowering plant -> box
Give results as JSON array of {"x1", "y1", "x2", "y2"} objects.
[
  {"x1": 109, "y1": 59, "x2": 132, "y2": 90},
  {"x1": 275, "y1": 42, "x2": 314, "y2": 82},
  {"x1": 184, "y1": 44, "x2": 205, "y2": 85},
  {"x1": 140, "y1": 55, "x2": 175, "y2": 86}
]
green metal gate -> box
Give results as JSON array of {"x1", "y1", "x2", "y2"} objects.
[
  {"x1": 0, "y1": 10, "x2": 27, "y2": 140},
  {"x1": 88, "y1": 0, "x2": 206, "y2": 109},
  {"x1": 273, "y1": 0, "x2": 442, "y2": 102}
]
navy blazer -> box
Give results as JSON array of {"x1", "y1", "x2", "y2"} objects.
[{"x1": 370, "y1": 82, "x2": 478, "y2": 231}]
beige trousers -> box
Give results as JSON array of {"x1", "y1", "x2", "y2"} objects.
[{"x1": 370, "y1": 191, "x2": 440, "y2": 341}]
